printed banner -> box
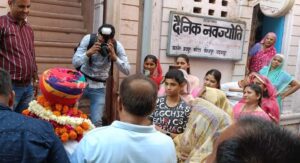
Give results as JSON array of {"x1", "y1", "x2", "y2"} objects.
[{"x1": 167, "y1": 11, "x2": 246, "y2": 60}]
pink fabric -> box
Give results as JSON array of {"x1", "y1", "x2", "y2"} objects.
[
  {"x1": 233, "y1": 103, "x2": 271, "y2": 121},
  {"x1": 249, "y1": 32, "x2": 277, "y2": 72},
  {"x1": 150, "y1": 59, "x2": 163, "y2": 87},
  {"x1": 245, "y1": 73, "x2": 280, "y2": 123}
]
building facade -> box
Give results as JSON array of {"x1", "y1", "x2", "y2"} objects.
[{"x1": 1, "y1": 0, "x2": 300, "y2": 132}]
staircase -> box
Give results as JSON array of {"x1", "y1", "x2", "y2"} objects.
[{"x1": 28, "y1": 0, "x2": 88, "y2": 73}]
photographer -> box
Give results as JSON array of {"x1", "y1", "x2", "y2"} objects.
[{"x1": 73, "y1": 24, "x2": 130, "y2": 126}]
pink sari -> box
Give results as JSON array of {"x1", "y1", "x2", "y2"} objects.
[
  {"x1": 241, "y1": 73, "x2": 280, "y2": 123},
  {"x1": 249, "y1": 32, "x2": 277, "y2": 72},
  {"x1": 233, "y1": 103, "x2": 271, "y2": 121}
]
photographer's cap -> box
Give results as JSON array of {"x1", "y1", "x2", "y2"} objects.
[
  {"x1": 101, "y1": 27, "x2": 112, "y2": 35},
  {"x1": 98, "y1": 24, "x2": 115, "y2": 38}
]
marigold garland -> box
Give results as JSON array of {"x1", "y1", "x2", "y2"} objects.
[{"x1": 22, "y1": 95, "x2": 95, "y2": 143}]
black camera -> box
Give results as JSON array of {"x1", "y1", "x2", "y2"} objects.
[
  {"x1": 98, "y1": 26, "x2": 114, "y2": 57},
  {"x1": 99, "y1": 43, "x2": 109, "y2": 57}
]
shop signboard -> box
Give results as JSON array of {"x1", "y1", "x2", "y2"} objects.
[
  {"x1": 167, "y1": 11, "x2": 246, "y2": 60},
  {"x1": 260, "y1": 0, "x2": 295, "y2": 17}
]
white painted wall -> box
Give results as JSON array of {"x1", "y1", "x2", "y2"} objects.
[
  {"x1": 0, "y1": 1, "x2": 8, "y2": 16},
  {"x1": 151, "y1": 0, "x2": 246, "y2": 85}
]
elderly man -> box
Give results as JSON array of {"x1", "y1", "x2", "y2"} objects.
[
  {"x1": 71, "y1": 74, "x2": 177, "y2": 163},
  {"x1": 0, "y1": 0, "x2": 39, "y2": 113},
  {"x1": 0, "y1": 68, "x2": 69, "y2": 162}
]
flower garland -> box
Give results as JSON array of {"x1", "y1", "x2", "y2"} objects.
[{"x1": 22, "y1": 95, "x2": 95, "y2": 142}]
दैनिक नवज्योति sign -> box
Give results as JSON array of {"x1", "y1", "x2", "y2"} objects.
[{"x1": 167, "y1": 11, "x2": 246, "y2": 60}]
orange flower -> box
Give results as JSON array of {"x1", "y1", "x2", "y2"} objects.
[
  {"x1": 53, "y1": 111, "x2": 61, "y2": 116},
  {"x1": 81, "y1": 122, "x2": 90, "y2": 130},
  {"x1": 61, "y1": 133, "x2": 69, "y2": 142},
  {"x1": 43, "y1": 101, "x2": 51, "y2": 108},
  {"x1": 55, "y1": 128, "x2": 60, "y2": 135},
  {"x1": 55, "y1": 104, "x2": 63, "y2": 112},
  {"x1": 75, "y1": 126, "x2": 84, "y2": 135},
  {"x1": 37, "y1": 95, "x2": 45, "y2": 104},
  {"x1": 62, "y1": 105, "x2": 69, "y2": 114},
  {"x1": 22, "y1": 109, "x2": 30, "y2": 116},
  {"x1": 80, "y1": 114, "x2": 88, "y2": 119},
  {"x1": 69, "y1": 130, "x2": 77, "y2": 140},
  {"x1": 45, "y1": 106, "x2": 52, "y2": 110},
  {"x1": 72, "y1": 108, "x2": 78, "y2": 115},
  {"x1": 59, "y1": 127, "x2": 67, "y2": 135}
]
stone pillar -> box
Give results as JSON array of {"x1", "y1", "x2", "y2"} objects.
[{"x1": 93, "y1": 0, "x2": 104, "y2": 33}]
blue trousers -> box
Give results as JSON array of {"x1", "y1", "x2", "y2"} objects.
[
  {"x1": 13, "y1": 84, "x2": 34, "y2": 113},
  {"x1": 82, "y1": 87, "x2": 106, "y2": 126}
]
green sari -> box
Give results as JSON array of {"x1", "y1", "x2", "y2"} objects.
[{"x1": 259, "y1": 55, "x2": 293, "y2": 111}]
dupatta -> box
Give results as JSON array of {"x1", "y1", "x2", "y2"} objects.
[
  {"x1": 259, "y1": 55, "x2": 293, "y2": 94},
  {"x1": 150, "y1": 59, "x2": 163, "y2": 87},
  {"x1": 248, "y1": 73, "x2": 280, "y2": 123},
  {"x1": 259, "y1": 55, "x2": 293, "y2": 111},
  {"x1": 174, "y1": 98, "x2": 232, "y2": 163}
]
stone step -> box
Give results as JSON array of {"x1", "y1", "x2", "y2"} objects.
[
  {"x1": 36, "y1": 56, "x2": 74, "y2": 74},
  {"x1": 35, "y1": 41, "x2": 77, "y2": 58},
  {"x1": 28, "y1": 11, "x2": 84, "y2": 28},
  {"x1": 31, "y1": 0, "x2": 82, "y2": 15},
  {"x1": 58, "y1": 0, "x2": 80, "y2": 2},
  {"x1": 28, "y1": 11, "x2": 84, "y2": 29},
  {"x1": 32, "y1": 25, "x2": 87, "y2": 43}
]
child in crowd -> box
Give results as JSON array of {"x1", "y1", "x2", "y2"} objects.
[{"x1": 150, "y1": 69, "x2": 191, "y2": 138}]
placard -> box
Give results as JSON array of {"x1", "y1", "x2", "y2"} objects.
[{"x1": 167, "y1": 11, "x2": 246, "y2": 60}]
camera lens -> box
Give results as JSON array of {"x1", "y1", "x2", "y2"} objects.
[{"x1": 99, "y1": 43, "x2": 109, "y2": 57}]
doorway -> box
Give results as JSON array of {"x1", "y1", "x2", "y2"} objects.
[{"x1": 249, "y1": 4, "x2": 285, "y2": 53}]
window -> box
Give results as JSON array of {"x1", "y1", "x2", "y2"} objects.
[
  {"x1": 208, "y1": 9, "x2": 215, "y2": 15},
  {"x1": 193, "y1": 7, "x2": 202, "y2": 13},
  {"x1": 221, "y1": 11, "x2": 227, "y2": 17}
]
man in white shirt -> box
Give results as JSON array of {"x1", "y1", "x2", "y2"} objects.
[
  {"x1": 73, "y1": 24, "x2": 130, "y2": 126},
  {"x1": 71, "y1": 74, "x2": 177, "y2": 163}
]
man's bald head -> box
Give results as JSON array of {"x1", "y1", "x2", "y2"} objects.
[{"x1": 119, "y1": 74, "x2": 157, "y2": 117}]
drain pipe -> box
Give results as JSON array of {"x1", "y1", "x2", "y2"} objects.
[
  {"x1": 103, "y1": 0, "x2": 107, "y2": 23},
  {"x1": 140, "y1": 0, "x2": 152, "y2": 72}
]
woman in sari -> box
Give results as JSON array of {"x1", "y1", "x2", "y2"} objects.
[
  {"x1": 233, "y1": 84, "x2": 271, "y2": 121},
  {"x1": 259, "y1": 54, "x2": 300, "y2": 112},
  {"x1": 174, "y1": 97, "x2": 232, "y2": 163},
  {"x1": 246, "y1": 73, "x2": 280, "y2": 123},
  {"x1": 247, "y1": 32, "x2": 277, "y2": 73},
  {"x1": 143, "y1": 54, "x2": 163, "y2": 87},
  {"x1": 204, "y1": 69, "x2": 222, "y2": 89},
  {"x1": 175, "y1": 54, "x2": 200, "y2": 91}
]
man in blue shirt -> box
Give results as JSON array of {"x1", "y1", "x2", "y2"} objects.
[
  {"x1": 0, "y1": 68, "x2": 69, "y2": 163},
  {"x1": 71, "y1": 74, "x2": 177, "y2": 163}
]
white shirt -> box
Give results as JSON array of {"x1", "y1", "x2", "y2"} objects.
[{"x1": 71, "y1": 121, "x2": 177, "y2": 163}]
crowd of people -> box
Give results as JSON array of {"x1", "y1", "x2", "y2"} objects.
[{"x1": 1, "y1": 0, "x2": 300, "y2": 162}]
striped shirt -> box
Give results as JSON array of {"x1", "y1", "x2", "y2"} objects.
[{"x1": 0, "y1": 13, "x2": 37, "y2": 82}]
